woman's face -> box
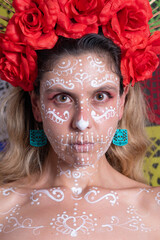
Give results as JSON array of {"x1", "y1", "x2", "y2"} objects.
[{"x1": 33, "y1": 53, "x2": 126, "y2": 166}]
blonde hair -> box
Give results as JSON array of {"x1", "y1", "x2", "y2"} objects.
[
  {"x1": 0, "y1": 87, "x2": 49, "y2": 185},
  {"x1": 0, "y1": 83, "x2": 149, "y2": 186},
  {"x1": 106, "y1": 83, "x2": 150, "y2": 183}
]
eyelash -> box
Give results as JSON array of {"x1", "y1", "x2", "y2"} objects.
[
  {"x1": 52, "y1": 94, "x2": 72, "y2": 104},
  {"x1": 93, "y1": 92, "x2": 113, "y2": 102},
  {"x1": 51, "y1": 91, "x2": 113, "y2": 104}
]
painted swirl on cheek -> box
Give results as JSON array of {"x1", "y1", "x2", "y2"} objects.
[
  {"x1": 91, "y1": 107, "x2": 116, "y2": 123},
  {"x1": 45, "y1": 108, "x2": 70, "y2": 124}
]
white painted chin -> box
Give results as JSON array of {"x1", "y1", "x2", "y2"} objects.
[
  {"x1": 73, "y1": 156, "x2": 95, "y2": 167},
  {"x1": 75, "y1": 117, "x2": 89, "y2": 131}
]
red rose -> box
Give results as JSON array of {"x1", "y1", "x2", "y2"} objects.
[
  {"x1": 100, "y1": 0, "x2": 152, "y2": 49},
  {"x1": 56, "y1": 0, "x2": 104, "y2": 38},
  {"x1": 148, "y1": 31, "x2": 160, "y2": 55},
  {"x1": 5, "y1": 0, "x2": 59, "y2": 50},
  {"x1": 121, "y1": 41, "x2": 160, "y2": 86},
  {"x1": 0, "y1": 35, "x2": 37, "y2": 91}
]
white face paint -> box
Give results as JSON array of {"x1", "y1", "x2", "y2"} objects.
[
  {"x1": 75, "y1": 116, "x2": 89, "y2": 131},
  {"x1": 39, "y1": 53, "x2": 121, "y2": 166}
]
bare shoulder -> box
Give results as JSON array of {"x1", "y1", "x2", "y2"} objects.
[
  {"x1": 135, "y1": 185, "x2": 160, "y2": 205},
  {"x1": 0, "y1": 184, "x2": 30, "y2": 224},
  {"x1": 134, "y1": 186, "x2": 160, "y2": 230},
  {"x1": 143, "y1": 186, "x2": 160, "y2": 210}
]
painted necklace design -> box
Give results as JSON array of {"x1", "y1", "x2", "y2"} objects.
[{"x1": 0, "y1": 186, "x2": 159, "y2": 237}]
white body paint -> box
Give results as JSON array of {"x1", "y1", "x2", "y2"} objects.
[
  {"x1": 6, "y1": 53, "x2": 155, "y2": 239},
  {"x1": 74, "y1": 72, "x2": 90, "y2": 88},
  {"x1": 54, "y1": 213, "x2": 95, "y2": 237},
  {"x1": 87, "y1": 56, "x2": 106, "y2": 73},
  {"x1": 46, "y1": 77, "x2": 75, "y2": 90},
  {"x1": 75, "y1": 116, "x2": 89, "y2": 131},
  {"x1": 45, "y1": 108, "x2": 69, "y2": 124},
  {"x1": 91, "y1": 107, "x2": 116, "y2": 122},
  {"x1": 51, "y1": 60, "x2": 79, "y2": 76},
  {"x1": 40, "y1": 54, "x2": 120, "y2": 167},
  {"x1": 91, "y1": 74, "x2": 118, "y2": 88},
  {"x1": 30, "y1": 188, "x2": 65, "y2": 205},
  {"x1": 0, "y1": 187, "x2": 159, "y2": 237}
]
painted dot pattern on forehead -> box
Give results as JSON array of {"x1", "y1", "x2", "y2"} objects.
[{"x1": 42, "y1": 54, "x2": 119, "y2": 91}]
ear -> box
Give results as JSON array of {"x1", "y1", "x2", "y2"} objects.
[
  {"x1": 29, "y1": 91, "x2": 42, "y2": 122},
  {"x1": 118, "y1": 86, "x2": 129, "y2": 121}
]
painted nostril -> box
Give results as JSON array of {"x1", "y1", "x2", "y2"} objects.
[{"x1": 76, "y1": 116, "x2": 89, "y2": 131}]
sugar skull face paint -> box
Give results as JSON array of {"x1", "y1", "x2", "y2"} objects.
[{"x1": 38, "y1": 53, "x2": 124, "y2": 166}]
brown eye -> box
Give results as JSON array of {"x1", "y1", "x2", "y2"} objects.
[
  {"x1": 95, "y1": 93, "x2": 104, "y2": 101},
  {"x1": 94, "y1": 92, "x2": 107, "y2": 102},
  {"x1": 94, "y1": 92, "x2": 112, "y2": 102},
  {"x1": 55, "y1": 94, "x2": 71, "y2": 103}
]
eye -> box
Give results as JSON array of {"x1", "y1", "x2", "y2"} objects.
[
  {"x1": 94, "y1": 92, "x2": 112, "y2": 102},
  {"x1": 54, "y1": 94, "x2": 72, "y2": 103}
]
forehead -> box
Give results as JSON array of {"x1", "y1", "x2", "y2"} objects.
[{"x1": 41, "y1": 52, "x2": 119, "y2": 90}]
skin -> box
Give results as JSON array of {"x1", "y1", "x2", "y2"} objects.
[
  {"x1": 0, "y1": 53, "x2": 160, "y2": 240},
  {"x1": 30, "y1": 52, "x2": 127, "y2": 190}
]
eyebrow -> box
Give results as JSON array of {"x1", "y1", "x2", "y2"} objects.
[
  {"x1": 44, "y1": 85, "x2": 118, "y2": 96},
  {"x1": 45, "y1": 87, "x2": 78, "y2": 98},
  {"x1": 92, "y1": 86, "x2": 118, "y2": 93}
]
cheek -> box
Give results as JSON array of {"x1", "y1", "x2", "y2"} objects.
[
  {"x1": 42, "y1": 108, "x2": 70, "y2": 124},
  {"x1": 91, "y1": 106, "x2": 117, "y2": 123},
  {"x1": 41, "y1": 110, "x2": 70, "y2": 141},
  {"x1": 39, "y1": 101, "x2": 71, "y2": 146},
  {"x1": 40, "y1": 94, "x2": 71, "y2": 125},
  {"x1": 90, "y1": 96, "x2": 120, "y2": 124},
  {"x1": 42, "y1": 118, "x2": 69, "y2": 153}
]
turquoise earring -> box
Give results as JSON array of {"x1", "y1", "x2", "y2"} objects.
[
  {"x1": 30, "y1": 130, "x2": 47, "y2": 147},
  {"x1": 112, "y1": 129, "x2": 128, "y2": 146}
]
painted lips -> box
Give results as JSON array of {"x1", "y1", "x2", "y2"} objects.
[{"x1": 71, "y1": 143, "x2": 94, "y2": 152}]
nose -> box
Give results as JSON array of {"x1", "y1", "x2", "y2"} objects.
[
  {"x1": 72, "y1": 105, "x2": 91, "y2": 131},
  {"x1": 76, "y1": 116, "x2": 89, "y2": 131}
]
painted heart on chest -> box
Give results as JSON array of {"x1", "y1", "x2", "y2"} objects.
[{"x1": 65, "y1": 216, "x2": 85, "y2": 236}]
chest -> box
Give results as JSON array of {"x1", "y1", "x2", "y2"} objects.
[{"x1": 0, "y1": 187, "x2": 160, "y2": 239}]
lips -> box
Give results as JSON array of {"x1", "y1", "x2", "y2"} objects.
[{"x1": 71, "y1": 142, "x2": 94, "y2": 153}]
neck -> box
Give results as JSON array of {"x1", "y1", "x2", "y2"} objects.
[
  {"x1": 55, "y1": 159, "x2": 100, "y2": 194},
  {"x1": 36, "y1": 148, "x2": 121, "y2": 192},
  {"x1": 32, "y1": 148, "x2": 139, "y2": 192}
]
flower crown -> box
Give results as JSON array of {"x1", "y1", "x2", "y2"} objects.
[{"x1": 0, "y1": 0, "x2": 160, "y2": 91}]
